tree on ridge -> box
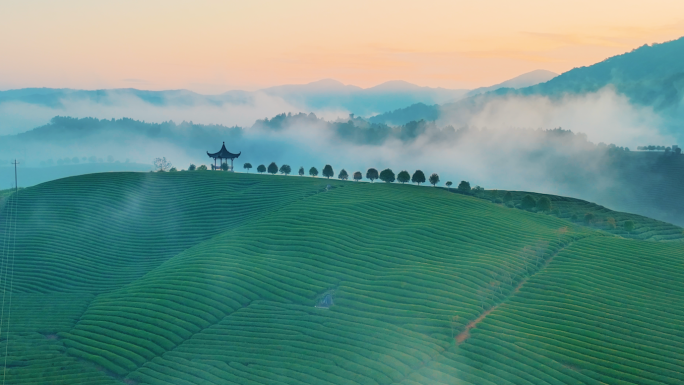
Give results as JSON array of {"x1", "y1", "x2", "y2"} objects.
[
  {"x1": 353, "y1": 171, "x2": 362, "y2": 181},
  {"x1": 411, "y1": 170, "x2": 426, "y2": 185},
  {"x1": 257, "y1": 164, "x2": 266, "y2": 174},
  {"x1": 279, "y1": 164, "x2": 292, "y2": 175},
  {"x1": 429, "y1": 173, "x2": 440, "y2": 187},
  {"x1": 366, "y1": 168, "x2": 379, "y2": 182},
  {"x1": 397, "y1": 171, "x2": 410, "y2": 184},
  {"x1": 322, "y1": 165, "x2": 334, "y2": 179},
  {"x1": 154, "y1": 157, "x2": 172, "y2": 172},
  {"x1": 445, "y1": 181, "x2": 453, "y2": 191},
  {"x1": 338, "y1": 169, "x2": 349, "y2": 180},
  {"x1": 298, "y1": 167, "x2": 305, "y2": 176},
  {"x1": 309, "y1": 167, "x2": 319, "y2": 177},
  {"x1": 244, "y1": 163, "x2": 252, "y2": 172},
  {"x1": 380, "y1": 169, "x2": 395, "y2": 183},
  {"x1": 267, "y1": 162, "x2": 278, "y2": 174}
]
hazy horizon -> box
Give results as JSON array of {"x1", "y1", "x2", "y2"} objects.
[
  {"x1": 3, "y1": 1, "x2": 684, "y2": 93},
  {"x1": 0, "y1": 71, "x2": 557, "y2": 94}
]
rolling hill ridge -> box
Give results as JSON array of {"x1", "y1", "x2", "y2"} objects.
[{"x1": 0, "y1": 172, "x2": 683, "y2": 385}]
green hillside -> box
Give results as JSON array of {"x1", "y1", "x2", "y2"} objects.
[
  {"x1": 1, "y1": 172, "x2": 683, "y2": 385},
  {"x1": 474, "y1": 189, "x2": 684, "y2": 242}
]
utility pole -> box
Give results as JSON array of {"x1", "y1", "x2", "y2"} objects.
[{"x1": 11, "y1": 160, "x2": 18, "y2": 193}]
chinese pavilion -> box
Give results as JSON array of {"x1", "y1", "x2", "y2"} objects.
[{"x1": 207, "y1": 142, "x2": 241, "y2": 171}]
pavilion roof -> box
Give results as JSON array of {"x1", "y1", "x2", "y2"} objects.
[{"x1": 207, "y1": 142, "x2": 241, "y2": 159}]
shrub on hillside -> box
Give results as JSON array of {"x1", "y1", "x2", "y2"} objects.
[
  {"x1": 624, "y1": 220, "x2": 635, "y2": 233},
  {"x1": 397, "y1": 171, "x2": 410, "y2": 184},
  {"x1": 503, "y1": 191, "x2": 513, "y2": 203},
  {"x1": 188, "y1": 164, "x2": 196, "y2": 171},
  {"x1": 267, "y1": 162, "x2": 278, "y2": 174},
  {"x1": 458, "y1": 181, "x2": 471, "y2": 194},
  {"x1": 584, "y1": 212, "x2": 595, "y2": 225},
  {"x1": 221, "y1": 162, "x2": 229, "y2": 171},
  {"x1": 521, "y1": 195, "x2": 536, "y2": 210},
  {"x1": 257, "y1": 164, "x2": 266, "y2": 173},
  {"x1": 366, "y1": 168, "x2": 379, "y2": 182},
  {"x1": 494, "y1": 198, "x2": 503, "y2": 204},
  {"x1": 380, "y1": 169, "x2": 395, "y2": 183},
  {"x1": 322, "y1": 165, "x2": 334, "y2": 179},
  {"x1": 606, "y1": 217, "x2": 616, "y2": 229},
  {"x1": 169, "y1": 167, "x2": 177, "y2": 172},
  {"x1": 537, "y1": 197, "x2": 551, "y2": 212},
  {"x1": 571, "y1": 213, "x2": 578, "y2": 222},
  {"x1": 197, "y1": 165, "x2": 207, "y2": 171},
  {"x1": 411, "y1": 170, "x2": 426, "y2": 185}
]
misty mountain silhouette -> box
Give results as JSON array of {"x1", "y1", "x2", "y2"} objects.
[
  {"x1": 369, "y1": 69, "x2": 557, "y2": 125},
  {"x1": 515, "y1": 37, "x2": 684, "y2": 111},
  {"x1": 372, "y1": 36, "x2": 684, "y2": 126},
  {"x1": 0, "y1": 79, "x2": 468, "y2": 127}
]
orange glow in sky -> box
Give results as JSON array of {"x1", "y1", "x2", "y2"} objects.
[{"x1": 2, "y1": 0, "x2": 684, "y2": 93}]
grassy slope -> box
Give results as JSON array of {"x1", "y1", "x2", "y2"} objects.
[{"x1": 0, "y1": 172, "x2": 682, "y2": 384}]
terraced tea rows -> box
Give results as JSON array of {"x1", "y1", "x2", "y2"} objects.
[
  {"x1": 0, "y1": 172, "x2": 682, "y2": 384},
  {"x1": 61, "y1": 181, "x2": 588, "y2": 382},
  {"x1": 1, "y1": 333, "x2": 120, "y2": 385},
  {"x1": 1, "y1": 172, "x2": 340, "y2": 293},
  {"x1": 459, "y1": 236, "x2": 684, "y2": 385}
]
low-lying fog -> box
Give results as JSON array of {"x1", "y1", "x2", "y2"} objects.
[{"x1": 1, "y1": 86, "x2": 681, "y2": 226}]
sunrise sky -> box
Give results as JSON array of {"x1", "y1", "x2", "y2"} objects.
[{"x1": 2, "y1": 0, "x2": 684, "y2": 93}]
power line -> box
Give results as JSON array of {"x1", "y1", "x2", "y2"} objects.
[{"x1": 1, "y1": 160, "x2": 18, "y2": 384}]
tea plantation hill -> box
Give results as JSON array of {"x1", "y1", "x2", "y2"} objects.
[{"x1": 1, "y1": 171, "x2": 683, "y2": 385}]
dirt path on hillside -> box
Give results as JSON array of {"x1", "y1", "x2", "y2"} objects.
[
  {"x1": 455, "y1": 236, "x2": 587, "y2": 345},
  {"x1": 455, "y1": 274, "x2": 534, "y2": 344}
]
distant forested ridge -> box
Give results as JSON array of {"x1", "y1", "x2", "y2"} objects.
[
  {"x1": 6, "y1": 116, "x2": 242, "y2": 146},
  {"x1": 515, "y1": 37, "x2": 684, "y2": 110},
  {"x1": 371, "y1": 36, "x2": 684, "y2": 126},
  {"x1": 367, "y1": 103, "x2": 440, "y2": 126}
]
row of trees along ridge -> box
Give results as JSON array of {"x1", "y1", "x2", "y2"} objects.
[{"x1": 242, "y1": 162, "x2": 451, "y2": 187}]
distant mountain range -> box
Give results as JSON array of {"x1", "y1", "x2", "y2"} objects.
[
  {"x1": 0, "y1": 71, "x2": 559, "y2": 133},
  {"x1": 258, "y1": 79, "x2": 469, "y2": 115},
  {"x1": 373, "y1": 36, "x2": 684, "y2": 127},
  {"x1": 0, "y1": 80, "x2": 469, "y2": 128}
]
